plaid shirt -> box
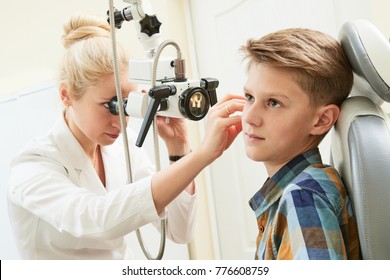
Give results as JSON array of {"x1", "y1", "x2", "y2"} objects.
[{"x1": 249, "y1": 148, "x2": 361, "y2": 260}]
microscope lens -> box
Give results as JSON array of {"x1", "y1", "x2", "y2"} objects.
[{"x1": 189, "y1": 92, "x2": 206, "y2": 117}]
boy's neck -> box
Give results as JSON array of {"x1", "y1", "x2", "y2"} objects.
[{"x1": 264, "y1": 145, "x2": 319, "y2": 177}]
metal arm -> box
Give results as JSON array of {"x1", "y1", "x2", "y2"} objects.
[{"x1": 108, "y1": 0, "x2": 162, "y2": 53}]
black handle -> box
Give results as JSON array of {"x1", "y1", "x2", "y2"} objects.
[{"x1": 135, "y1": 85, "x2": 176, "y2": 147}]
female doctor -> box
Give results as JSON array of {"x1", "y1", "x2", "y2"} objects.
[{"x1": 7, "y1": 13, "x2": 244, "y2": 259}]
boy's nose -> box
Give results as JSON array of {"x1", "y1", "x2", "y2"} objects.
[{"x1": 243, "y1": 105, "x2": 263, "y2": 127}]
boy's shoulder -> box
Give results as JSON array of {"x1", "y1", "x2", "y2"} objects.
[
  {"x1": 294, "y1": 163, "x2": 343, "y2": 186},
  {"x1": 282, "y1": 163, "x2": 347, "y2": 213}
]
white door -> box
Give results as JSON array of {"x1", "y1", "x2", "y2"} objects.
[{"x1": 188, "y1": 0, "x2": 371, "y2": 259}]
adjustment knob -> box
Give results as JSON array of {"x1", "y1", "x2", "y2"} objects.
[{"x1": 139, "y1": 14, "x2": 162, "y2": 37}]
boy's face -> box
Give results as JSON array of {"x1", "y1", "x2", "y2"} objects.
[{"x1": 242, "y1": 63, "x2": 320, "y2": 175}]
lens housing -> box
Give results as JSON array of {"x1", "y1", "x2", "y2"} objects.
[{"x1": 179, "y1": 87, "x2": 210, "y2": 120}]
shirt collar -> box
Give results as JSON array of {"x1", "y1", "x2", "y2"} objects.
[{"x1": 249, "y1": 148, "x2": 323, "y2": 216}]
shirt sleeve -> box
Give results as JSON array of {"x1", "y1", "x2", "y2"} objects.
[
  {"x1": 125, "y1": 128, "x2": 198, "y2": 244},
  {"x1": 164, "y1": 190, "x2": 198, "y2": 244},
  {"x1": 273, "y1": 187, "x2": 348, "y2": 260}
]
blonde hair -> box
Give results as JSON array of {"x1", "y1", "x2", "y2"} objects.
[
  {"x1": 60, "y1": 13, "x2": 129, "y2": 100},
  {"x1": 241, "y1": 28, "x2": 353, "y2": 107}
]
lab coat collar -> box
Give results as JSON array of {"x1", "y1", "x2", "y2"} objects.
[
  {"x1": 52, "y1": 113, "x2": 106, "y2": 192},
  {"x1": 52, "y1": 113, "x2": 91, "y2": 171}
]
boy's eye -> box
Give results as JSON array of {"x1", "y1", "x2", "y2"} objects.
[
  {"x1": 244, "y1": 93, "x2": 254, "y2": 102},
  {"x1": 268, "y1": 99, "x2": 281, "y2": 108}
]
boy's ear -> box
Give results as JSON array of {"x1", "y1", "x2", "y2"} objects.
[
  {"x1": 59, "y1": 83, "x2": 72, "y2": 107},
  {"x1": 311, "y1": 104, "x2": 340, "y2": 136}
]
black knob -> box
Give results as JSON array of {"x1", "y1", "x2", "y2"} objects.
[{"x1": 139, "y1": 14, "x2": 162, "y2": 37}]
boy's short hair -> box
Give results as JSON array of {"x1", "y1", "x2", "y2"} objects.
[{"x1": 241, "y1": 28, "x2": 353, "y2": 107}]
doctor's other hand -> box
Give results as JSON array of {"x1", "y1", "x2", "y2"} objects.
[
  {"x1": 198, "y1": 93, "x2": 245, "y2": 162},
  {"x1": 156, "y1": 116, "x2": 190, "y2": 156}
]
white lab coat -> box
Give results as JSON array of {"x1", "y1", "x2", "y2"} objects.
[{"x1": 7, "y1": 115, "x2": 197, "y2": 259}]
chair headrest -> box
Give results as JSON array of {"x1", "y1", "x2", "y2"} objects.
[{"x1": 339, "y1": 20, "x2": 390, "y2": 102}]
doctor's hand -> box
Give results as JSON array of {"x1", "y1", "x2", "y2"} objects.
[
  {"x1": 157, "y1": 116, "x2": 191, "y2": 157},
  {"x1": 197, "y1": 93, "x2": 245, "y2": 163}
]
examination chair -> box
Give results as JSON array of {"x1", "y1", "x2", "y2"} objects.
[{"x1": 330, "y1": 20, "x2": 390, "y2": 259}]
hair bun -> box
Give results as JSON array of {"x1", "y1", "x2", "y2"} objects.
[{"x1": 62, "y1": 14, "x2": 110, "y2": 49}]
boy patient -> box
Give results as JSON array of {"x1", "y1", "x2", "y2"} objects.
[{"x1": 240, "y1": 28, "x2": 361, "y2": 259}]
